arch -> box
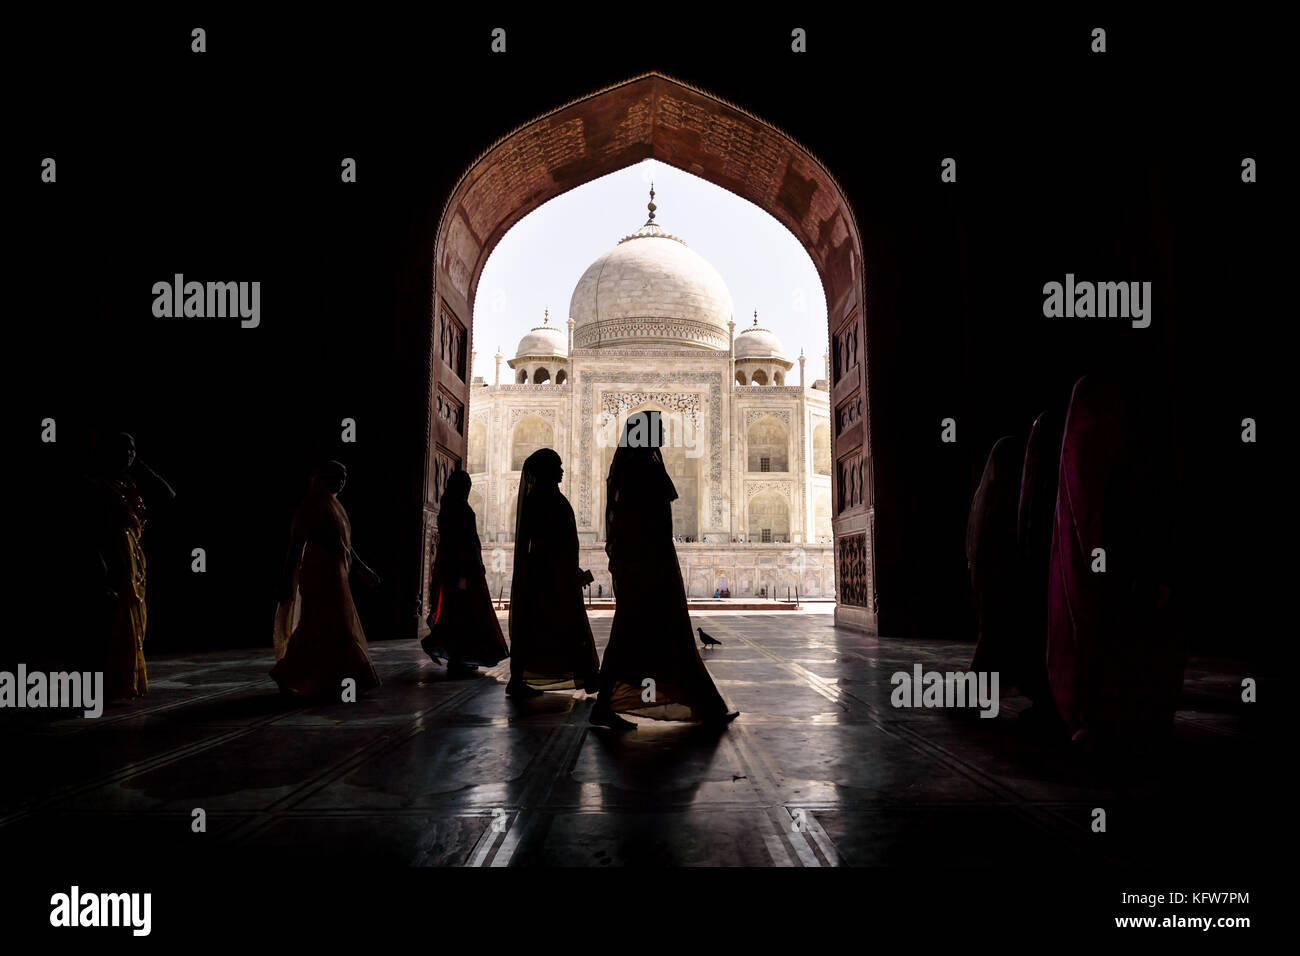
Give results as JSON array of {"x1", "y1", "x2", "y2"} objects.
[
  {"x1": 467, "y1": 419, "x2": 487, "y2": 474},
  {"x1": 515, "y1": 368, "x2": 528, "y2": 384},
  {"x1": 511, "y1": 414, "x2": 553, "y2": 470},
  {"x1": 735, "y1": 369, "x2": 748, "y2": 386},
  {"x1": 533, "y1": 366, "x2": 551, "y2": 385},
  {"x1": 747, "y1": 415, "x2": 789, "y2": 472},
  {"x1": 425, "y1": 71, "x2": 873, "y2": 637},
  {"x1": 773, "y1": 370, "x2": 784, "y2": 386},
  {"x1": 812, "y1": 422, "x2": 831, "y2": 476},
  {"x1": 748, "y1": 491, "x2": 790, "y2": 543},
  {"x1": 555, "y1": 369, "x2": 567, "y2": 385},
  {"x1": 750, "y1": 368, "x2": 768, "y2": 386}
]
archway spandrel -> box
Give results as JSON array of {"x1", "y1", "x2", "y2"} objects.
[
  {"x1": 776, "y1": 161, "x2": 819, "y2": 229},
  {"x1": 464, "y1": 118, "x2": 587, "y2": 240},
  {"x1": 443, "y1": 213, "x2": 480, "y2": 299},
  {"x1": 581, "y1": 92, "x2": 654, "y2": 155}
]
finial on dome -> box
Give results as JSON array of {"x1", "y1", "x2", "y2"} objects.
[
  {"x1": 543, "y1": 308, "x2": 549, "y2": 324},
  {"x1": 647, "y1": 183, "x2": 657, "y2": 222},
  {"x1": 753, "y1": 310, "x2": 759, "y2": 326}
]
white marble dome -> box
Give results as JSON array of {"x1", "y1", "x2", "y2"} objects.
[
  {"x1": 569, "y1": 189, "x2": 734, "y2": 351},
  {"x1": 515, "y1": 311, "x2": 567, "y2": 358},
  {"x1": 734, "y1": 314, "x2": 787, "y2": 360}
]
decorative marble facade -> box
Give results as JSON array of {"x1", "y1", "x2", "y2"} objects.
[
  {"x1": 464, "y1": 189, "x2": 836, "y2": 599},
  {"x1": 466, "y1": 349, "x2": 833, "y2": 598}
]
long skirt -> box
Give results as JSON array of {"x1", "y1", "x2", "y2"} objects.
[
  {"x1": 423, "y1": 568, "x2": 509, "y2": 666},
  {"x1": 1046, "y1": 377, "x2": 1182, "y2": 742},
  {"x1": 509, "y1": 574, "x2": 600, "y2": 691},
  {"x1": 599, "y1": 546, "x2": 729, "y2": 721},
  {"x1": 271, "y1": 546, "x2": 380, "y2": 698},
  {"x1": 105, "y1": 527, "x2": 148, "y2": 699}
]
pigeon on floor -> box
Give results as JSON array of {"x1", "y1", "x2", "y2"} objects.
[{"x1": 697, "y1": 627, "x2": 722, "y2": 648}]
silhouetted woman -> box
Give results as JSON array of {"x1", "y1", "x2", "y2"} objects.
[
  {"x1": 967, "y1": 436, "x2": 1025, "y2": 683},
  {"x1": 423, "y1": 469, "x2": 509, "y2": 676},
  {"x1": 507, "y1": 448, "x2": 599, "y2": 697},
  {"x1": 1047, "y1": 376, "x2": 1181, "y2": 748},
  {"x1": 271, "y1": 461, "x2": 381, "y2": 698},
  {"x1": 86, "y1": 432, "x2": 174, "y2": 699},
  {"x1": 592, "y1": 412, "x2": 736, "y2": 729},
  {"x1": 1013, "y1": 408, "x2": 1064, "y2": 717}
]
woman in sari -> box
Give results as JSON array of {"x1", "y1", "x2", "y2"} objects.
[
  {"x1": 592, "y1": 412, "x2": 737, "y2": 729},
  {"x1": 271, "y1": 461, "x2": 381, "y2": 698},
  {"x1": 506, "y1": 448, "x2": 600, "y2": 697},
  {"x1": 1013, "y1": 408, "x2": 1064, "y2": 717},
  {"x1": 86, "y1": 432, "x2": 174, "y2": 699},
  {"x1": 1047, "y1": 376, "x2": 1181, "y2": 747},
  {"x1": 423, "y1": 469, "x2": 509, "y2": 676}
]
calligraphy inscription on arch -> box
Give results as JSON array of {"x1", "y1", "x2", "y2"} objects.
[{"x1": 601, "y1": 391, "x2": 700, "y2": 422}]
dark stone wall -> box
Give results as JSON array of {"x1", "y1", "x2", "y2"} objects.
[{"x1": 14, "y1": 11, "x2": 1279, "y2": 669}]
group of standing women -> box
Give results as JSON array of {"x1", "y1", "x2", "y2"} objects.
[
  {"x1": 272, "y1": 411, "x2": 737, "y2": 730},
  {"x1": 966, "y1": 375, "x2": 1181, "y2": 747}
]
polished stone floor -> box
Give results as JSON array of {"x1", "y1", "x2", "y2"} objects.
[{"x1": 0, "y1": 611, "x2": 1264, "y2": 868}]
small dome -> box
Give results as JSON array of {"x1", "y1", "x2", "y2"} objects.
[
  {"x1": 734, "y1": 312, "x2": 787, "y2": 360},
  {"x1": 515, "y1": 310, "x2": 567, "y2": 359}
]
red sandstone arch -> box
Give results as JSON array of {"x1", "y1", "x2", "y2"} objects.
[{"x1": 424, "y1": 71, "x2": 875, "y2": 633}]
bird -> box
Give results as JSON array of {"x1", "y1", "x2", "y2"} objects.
[{"x1": 697, "y1": 627, "x2": 722, "y2": 648}]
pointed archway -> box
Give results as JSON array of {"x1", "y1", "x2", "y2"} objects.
[{"x1": 422, "y1": 71, "x2": 875, "y2": 634}]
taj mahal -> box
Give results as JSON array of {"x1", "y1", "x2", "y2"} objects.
[{"x1": 467, "y1": 188, "x2": 835, "y2": 600}]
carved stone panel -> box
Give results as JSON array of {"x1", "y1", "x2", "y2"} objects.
[
  {"x1": 574, "y1": 318, "x2": 728, "y2": 350},
  {"x1": 837, "y1": 532, "x2": 869, "y2": 607},
  {"x1": 742, "y1": 408, "x2": 792, "y2": 428},
  {"x1": 420, "y1": 505, "x2": 438, "y2": 621},
  {"x1": 435, "y1": 387, "x2": 464, "y2": 435},
  {"x1": 746, "y1": 480, "x2": 793, "y2": 501},
  {"x1": 835, "y1": 395, "x2": 863, "y2": 436},
  {"x1": 833, "y1": 313, "x2": 860, "y2": 386},
  {"x1": 508, "y1": 406, "x2": 558, "y2": 427},
  {"x1": 438, "y1": 300, "x2": 468, "y2": 383},
  {"x1": 836, "y1": 449, "x2": 868, "y2": 513},
  {"x1": 431, "y1": 445, "x2": 458, "y2": 505}
]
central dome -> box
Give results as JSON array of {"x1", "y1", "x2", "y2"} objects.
[{"x1": 569, "y1": 188, "x2": 734, "y2": 350}]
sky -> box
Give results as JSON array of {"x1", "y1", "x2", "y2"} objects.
[{"x1": 471, "y1": 159, "x2": 829, "y2": 383}]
